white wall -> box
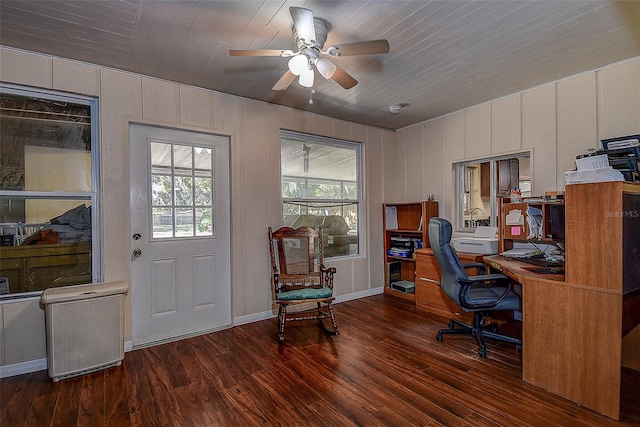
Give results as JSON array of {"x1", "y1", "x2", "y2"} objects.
[
  {"x1": 0, "y1": 47, "x2": 392, "y2": 370},
  {"x1": 1, "y1": 46, "x2": 638, "y2": 372},
  {"x1": 395, "y1": 57, "x2": 640, "y2": 225}
]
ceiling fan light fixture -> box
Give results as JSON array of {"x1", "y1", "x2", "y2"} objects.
[
  {"x1": 299, "y1": 68, "x2": 315, "y2": 87},
  {"x1": 288, "y1": 54, "x2": 309, "y2": 76},
  {"x1": 316, "y1": 58, "x2": 336, "y2": 79}
]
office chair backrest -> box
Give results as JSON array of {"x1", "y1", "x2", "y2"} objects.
[{"x1": 428, "y1": 218, "x2": 469, "y2": 306}]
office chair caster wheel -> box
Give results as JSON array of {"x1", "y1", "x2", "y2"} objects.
[
  {"x1": 478, "y1": 348, "x2": 487, "y2": 358},
  {"x1": 436, "y1": 333, "x2": 443, "y2": 342}
]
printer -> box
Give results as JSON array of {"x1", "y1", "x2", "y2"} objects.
[{"x1": 452, "y1": 226, "x2": 499, "y2": 255}]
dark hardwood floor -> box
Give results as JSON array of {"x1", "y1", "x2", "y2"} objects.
[{"x1": 2, "y1": 294, "x2": 639, "y2": 426}]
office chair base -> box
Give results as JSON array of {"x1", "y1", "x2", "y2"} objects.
[{"x1": 436, "y1": 314, "x2": 521, "y2": 358}]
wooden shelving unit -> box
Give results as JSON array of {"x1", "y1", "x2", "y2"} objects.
[
  {"x1": 498, "y1": 197, "x2": 565, "y2": 253},
  {"x1": 382, "y1": 201, "x2": 438, "y2": 301}
]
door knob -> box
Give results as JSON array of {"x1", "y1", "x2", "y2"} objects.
[{"x1": 132, "y1": 248, "x2": 142, "y2": 257}]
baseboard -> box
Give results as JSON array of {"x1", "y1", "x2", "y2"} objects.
[
  {"x1": 334, "y1": 287, "x2": 384, "y2": 303},
  {"x1": 234, "y1": 309, "x2": 274, "y2": 326},
  {"x1": 0, "y1": 357, "x2": 47, "y2": 378},
  {"x1": 124, "y1": 341, "x2": 133, "y2": 352}
]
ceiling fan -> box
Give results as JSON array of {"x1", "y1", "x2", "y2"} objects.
[{"x1": 229, "y1": 7, "x2": 389, "y2": 91}]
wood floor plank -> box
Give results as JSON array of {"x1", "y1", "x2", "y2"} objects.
[
  {"x1": 123, "y1": 347, "x2": 160, "y2": 426},
  {"x1": 77, "y1": 371, "x2": 105, "y2": 427},
  {"x1": 104, "y1": 365, "x2": 132, "y2": 426},
  {"x1": 49, "y1": 376, "x2": 83, "y2": 426},
  {"x1": 2, "y1": 294, "x2": 639, "y2": 426}
]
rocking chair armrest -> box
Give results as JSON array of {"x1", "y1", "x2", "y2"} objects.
[{"x1": 321, "y1": 265, "x2": 336, "y2": 288}]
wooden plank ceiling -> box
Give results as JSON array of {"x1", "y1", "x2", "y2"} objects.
[{"x1": 1, "y1": 1, "x2": 639, "y2": 130}]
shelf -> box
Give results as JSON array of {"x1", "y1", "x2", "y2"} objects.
[
  {"x1": 387, "y1": 256, "x2": 415, "y2": 262},
  {"x1": 383, "y1": 286, "x2": 415, "y2": 301}
]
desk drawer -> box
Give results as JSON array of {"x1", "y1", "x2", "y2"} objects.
[{"x1": 415, "y1": 277, "x2": 472, "y2": 321}]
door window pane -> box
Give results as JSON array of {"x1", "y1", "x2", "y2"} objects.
[{"x1": 150, "y1": 141, "x2": 214, "y2": 239}]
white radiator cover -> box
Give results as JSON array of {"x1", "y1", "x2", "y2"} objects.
[{"x1": 41, "y1": 281, "x2": 128, "y2": 382}]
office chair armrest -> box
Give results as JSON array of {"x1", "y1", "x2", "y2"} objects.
[
  {"x1": 462, "y1": 262, "x2": 487, "y2": 274},
  {"x1": 462, "y1": 273, "x2": 508, "y2": 284},
  {"x1": 458, "y1": 274, "x2": 514, "y2": 310}
]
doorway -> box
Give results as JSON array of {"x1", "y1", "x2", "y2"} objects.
[{"x1": 129, "y1": 124, "x2": 231, "y2": 347}]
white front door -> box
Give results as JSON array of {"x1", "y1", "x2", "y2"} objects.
[{"x1": 129, "y1": 124, "x2": 231, "y2": 348}]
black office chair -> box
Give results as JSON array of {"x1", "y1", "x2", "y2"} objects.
[{"x1": 428, "y1": 217, "x2": 522, "y2": 358}]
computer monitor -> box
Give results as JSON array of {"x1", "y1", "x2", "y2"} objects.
[{"x1": 549, "y1": 204, "x2": 565, "y2": 241}]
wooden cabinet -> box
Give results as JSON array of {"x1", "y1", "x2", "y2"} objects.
[
  {"x1": 382, "y1": 201, "x2": 438, "y2": 301},
  {"x1": 497, "y1": 158, "x2": 519, "y2": 196},
  {"x1": 414, "y1": 248, "x2": 480, "y2": 321},
  {"x1": 565, "y1": 181, "x2": 640, "y2": 294},
  {"x1": 521, "y1": 181, "x2": 640, "y2": 420},
  {"x1": 480, "y1": 162, "x2": 490, "y2": 197}
]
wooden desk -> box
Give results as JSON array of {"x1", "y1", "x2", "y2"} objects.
[
  {"x1": 484, "y1": 253, "x2": 640, "y2": 421},
  {"x1": 483, "y1": 255, "x2": 564, "y2": 283}
]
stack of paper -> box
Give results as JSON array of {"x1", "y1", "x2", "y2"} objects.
[
  {"x1": 505, "y1": 209, "x2": 524, "y2": 226},
  {"x1": 565, "y1": 152, "x2": 624, "y2": 184},
  {"x1": 526, "y1": 206, "x2": 543, "y2": 239},
  {"x1": 500, "y1": 248, "x2": 544, "y2": 258}
]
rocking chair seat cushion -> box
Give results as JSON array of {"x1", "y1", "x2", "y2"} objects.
[{"x1": 277, "y1": 287, "x2": 333, "y2": 301}]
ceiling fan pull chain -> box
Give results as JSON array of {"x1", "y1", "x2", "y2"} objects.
[{"x1": 309, "y1": 88, "x2": 315, "y2": 104}]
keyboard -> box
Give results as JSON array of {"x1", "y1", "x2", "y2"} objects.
[
  {"x1": 519, "y1": 256, "x2": 564, "y2": 268},
  {"x1": 522, "y1": 267, "x2": 565, "y2": 275}
]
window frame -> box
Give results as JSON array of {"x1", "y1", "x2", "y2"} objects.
[
  {"x1": 279, "y1": 130, "x2": 363, "y2": 259},
  {"x1": 0, "y1": 83, "x2": 100, "y2": 299},
  {"x1": 455, "y1": 151, "x2": 530, "y2": 233}
]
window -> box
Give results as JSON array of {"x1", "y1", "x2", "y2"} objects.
[
  {"x1": 0, "y1": 84, "x2": 100, "y2": 297},
  {"x1": 455, "y1": 153, "x2": 530, "y2": 232},
  {"x1": 280, "y1": 131, "x2": 362, "y2": 258}
]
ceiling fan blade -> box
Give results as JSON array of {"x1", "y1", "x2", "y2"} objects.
[
  {"x1": 229, "y1": 49, "x2": 294, "y2": 57},
  {"x1": 331, "y1": 65, "x2": 358, "y2": 90},
  {"x1": 272, "y1": 70, "x2": 297, "y2": 90},
  {"x1": 290, "y1": 7, "x2": 316, "y2": 44},
  {"x1": 328, "y1": 39, "x2": 390, "y2": 57}
]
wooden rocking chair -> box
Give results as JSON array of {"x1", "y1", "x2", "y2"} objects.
[{"x1": 268, "y1": 226, "x2": 339, "y2": 342}]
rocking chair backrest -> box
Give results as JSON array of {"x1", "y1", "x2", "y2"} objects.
[{"x1": 269, "y1": 226, "x2": 324, "y2": 290}]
